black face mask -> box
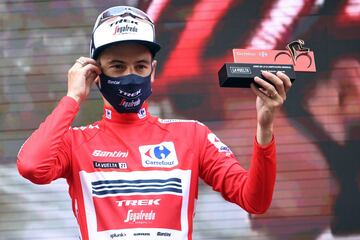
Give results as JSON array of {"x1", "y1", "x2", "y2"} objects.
[{"x1": 97, "y1": 72, "x2": 152, "y2": 113}]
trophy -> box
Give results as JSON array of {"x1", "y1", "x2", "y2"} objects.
[{"x1": 218, "y1": 40, "x2": 316, "y2": 88}]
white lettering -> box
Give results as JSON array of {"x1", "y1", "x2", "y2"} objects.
[
  {"x1": 124, "y1": 210, "x2": 156, "y2": 223},
  {"x1": 119, "y1": 89, "x2": 141, "y2": 97},
  {"x1": 107, "y1": 80, "x2": 121, "y2": 85},
  {"x1": 236, "y1": 52, "x2": 256, "y2": 56},
  {"x1": 121, "y1": 98, "x2": 141, "y2": 108},
  {"x1": 92, "y1": 150, "x2": 129, "y2": 158},
  {"x1": 113, "y1": 25, "x2": 138, "y2": 35},
  {"x1": 145, "y1": 160, "x2": 175, "y2": 166},
  {"x1": 116, "y1": 199, "x2": 160, "y2": 207}
]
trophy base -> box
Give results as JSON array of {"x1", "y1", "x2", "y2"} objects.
[{"x1": 218, "y1": 63, "x2": 296, "y2": 88}]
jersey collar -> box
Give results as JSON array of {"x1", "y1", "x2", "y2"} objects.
[{"x1": 102, "y1": 102, "x2": 149, "y2": 124}]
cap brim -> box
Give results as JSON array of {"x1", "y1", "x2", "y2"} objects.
[{"x1": 92, "y1": 40, "x2": 161, "y2": 59}]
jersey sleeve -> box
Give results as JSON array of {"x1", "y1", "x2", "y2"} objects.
[
  {"x1": 17, "y1": 96, "x2": 79, "y2": 184},
  {"x1": 198, "y1": 126, "x2": 276, "y2": 214}
]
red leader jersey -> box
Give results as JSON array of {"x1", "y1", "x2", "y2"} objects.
[{"x1": 17, "y1": 96, "x2": 276, "y2": 240}]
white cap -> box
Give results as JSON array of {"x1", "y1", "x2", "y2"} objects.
[{"x1": 90, "y1": 6, "x2": 161, "y2": 59}]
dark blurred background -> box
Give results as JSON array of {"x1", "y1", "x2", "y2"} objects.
[{"x1": 0, "y1": 0, "x2": 359, "y2": 239}]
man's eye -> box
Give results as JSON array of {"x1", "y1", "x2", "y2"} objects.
[
  {"x1": 112, "y1": 65, "x2": 125, "y2": 69},
  {"x1": 136, "y1": 65, "x2": 147, "y2": 70}
]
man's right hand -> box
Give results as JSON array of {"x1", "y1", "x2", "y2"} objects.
[{"x1": 67, "y1": 57, "x2": 101, "y2": 104}]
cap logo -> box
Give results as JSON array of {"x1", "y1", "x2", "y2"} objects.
[
  {"x1": 113, "y1": 24, "x2": 138, "y2": 35},
  {"x1": 91, "y1": 7, "x2": 161, "y2": 59},
  {"x1": 110, "y1": 18, "x2": 138, "y2": 27},
  {"x1": 110, "y1": 18, "x2": 138, "y2": 35}
]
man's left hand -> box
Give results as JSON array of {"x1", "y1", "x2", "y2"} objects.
[{"x1": 250, "y1": 71, "x2": 292, "y2": 145}]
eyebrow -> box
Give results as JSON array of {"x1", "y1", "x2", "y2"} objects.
[
  {"x1": 108, "y1": 60, "x2": 125, "y2": 65},
  {"x1": 107, "y1": 59, "x2": 151, "y2": 65},
  {"x1": 136, "y1": 59, "x2": 151, "y2": 64}
]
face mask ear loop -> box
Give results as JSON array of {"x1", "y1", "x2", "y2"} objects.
[
  {"x1": 95, "y1": 60, "x2": 102, "y2": 90},
  {"x1": 96, "y1": 79, "x2": 102, "y2": 90}
]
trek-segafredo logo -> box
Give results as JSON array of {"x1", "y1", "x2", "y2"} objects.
[
  {"x1": 116, "y1": 199, "x2": 161, "y2": 207},
  {"x1": 111, "y1": 18, "x2": 139, "y2": 35},
  {"x1": 118, "y1": 199, "x2": 159, "y2": 223},
  {"x1": 139, "y1": 142, "x2": 178, "y2": 168},
  {"x1": 119, "y1": 89, "x2": 141, "y2": 98},
  {"x1": 124, "y1": 210, "x2": 156, "y2": 223},
  {"x1": 120, "y1": 98, "x2": 141, "y2": 108}
]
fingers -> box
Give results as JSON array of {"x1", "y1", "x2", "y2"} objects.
[
  {"x1": 254, "y1": 75, "x2": 279, "y2": 99},
  {"x1": 82, "y1": 63, "x2": 101, "y2": 77},
  {"x1": 74, "y1": 57, "x2": 100, "y2": 68},
  {"x1": 259, "y1": 71, "x2": 286, "y2": 100},
  {"x1": 67, "y1": 57, "x2": 102, "y2": 103},
  {"x1": 276, "y1": 71, "x2": 292, "y2": 92},
  {"x1": 250, "y1": 83, "x2": 270, "y2": 102},
  {"x1": 254, "y1": 71, "x2": 292, "y2": 101},
  {"x1": 250, "y1": 82, "x2": 284, "y2": 108},
  {"x1": 71, "y1": 56, "x2": 102, "y2": 83}
]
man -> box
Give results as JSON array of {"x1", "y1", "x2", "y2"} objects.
[{"x1": 17, "y1": 6, "x2": 292, "y2": 240}]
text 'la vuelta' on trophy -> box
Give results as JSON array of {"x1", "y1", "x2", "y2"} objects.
[{"x1": 218, "y1": 39, "x2": 317, "y2": 88}]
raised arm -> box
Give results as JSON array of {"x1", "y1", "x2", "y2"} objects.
[
  {"x1": 200, "y1": 71, "x2": 291, "y2": 213},
  {"x1": 17, "y1": 57, "x2": 101, "y2": 184}
]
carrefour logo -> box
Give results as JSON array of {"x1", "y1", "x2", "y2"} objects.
[{"x1": 139, "y1": 142, "x2": 178, "y2": 168}]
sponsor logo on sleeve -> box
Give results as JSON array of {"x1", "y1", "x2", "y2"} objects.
[
  {"x1": 139, "y1": 142, "x2": 178, "y2": 168},
  {"x1": 72, "y1": 124, "x2": 99, "y2": 131},
  {"x1": 207, "y1": 133, "x2": 233, "y2": 155}
]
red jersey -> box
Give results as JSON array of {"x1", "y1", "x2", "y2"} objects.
[{"x1": 17, "y1": 96, "x2": 276, "y2": 240}]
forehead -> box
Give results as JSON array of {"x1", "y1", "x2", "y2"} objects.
[{"x1": 100, "y1": 42, "x2": 152, "y2": 63}]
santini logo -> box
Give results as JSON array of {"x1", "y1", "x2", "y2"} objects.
[
  {"x1": 139, "y1": 142, "x2": 178, "y2": 168},
  {"x1": 92, "y1": 150, "x2": 128, "y2": 158}
]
